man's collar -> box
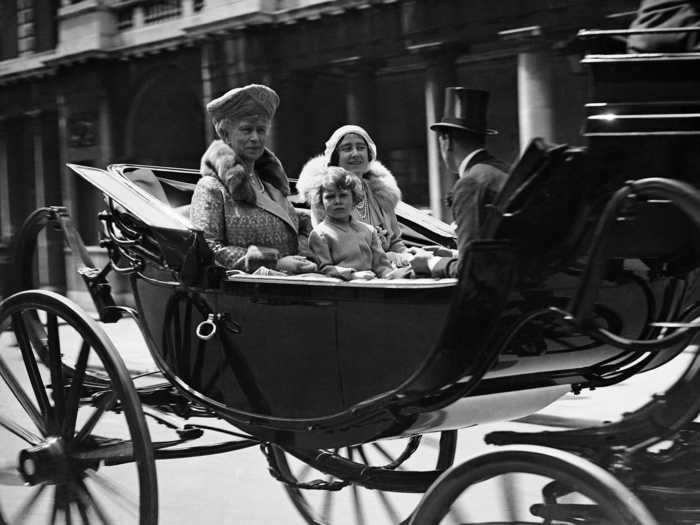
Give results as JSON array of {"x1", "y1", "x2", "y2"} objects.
[{"x1": 458, "y1": 148, "x2": 486, "y2": 178}]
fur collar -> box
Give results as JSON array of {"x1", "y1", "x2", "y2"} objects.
[
  {"x1": 296, "y1": 154, "x2": 401, "y2": 224},
  {"x1": 199, "y1": 139, "x2": 290, "y2": 205}
]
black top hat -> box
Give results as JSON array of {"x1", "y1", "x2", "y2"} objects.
[{"x1": 430, "y1": 87, "x2": 498, "y2": 135}]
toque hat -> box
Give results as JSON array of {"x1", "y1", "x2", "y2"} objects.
[
  {"x1": 206, "y1": 84, "x2": 279, "y2": 123},
  {"x1": 430, "y1": 87, "x2": 498, "y2": 135}
]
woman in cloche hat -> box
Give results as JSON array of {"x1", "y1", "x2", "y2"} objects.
[
  {"x1": 296, "y1": 124, "x2": 411, "y2": 267},
  {"x1": 190, "y1": 84, "x2": 317, "y2": 274}
]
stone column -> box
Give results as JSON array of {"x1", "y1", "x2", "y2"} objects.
[
  {"x1": 98, "y1": 88, "x2": 112, "y2": 170},
  {"x1": 200, "y1": 40, "x2": 216, "y2": 144},
  {"x1": 0, "y1": 118, "x2": 11, "y2": 242},
  {"x1": 517, "y1": 49, "x2": 555, "y2": 152},
  {"x1": 344, "y1": 61, "x2": 375, "y2": 130},
  {"x1": 422, "y1": 48, "x2": 456, "y2": 220},
  {"x1": 182, "y1": 0, "x2": 194, "y2": 17},
  {"x1": 26, "y1": 109, "x2": 51, "y2": 287},
  {"x1": 56, "y1": 94, "x2": 74, "y2": 212}
]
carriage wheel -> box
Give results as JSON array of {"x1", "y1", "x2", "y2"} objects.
[
  {"x1": 409, "y1": 445, "x2": 657, "y2": 525},
  {"x1": 0, "y1": 290, "x2": 157, "y2": 524},
  {"x1": 271, "y1": 431, "x2": 457, "y2": 525}
]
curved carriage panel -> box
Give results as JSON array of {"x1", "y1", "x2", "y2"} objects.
[{"x1": 132, "y1": 267, "x2": 455, "y2": 419}]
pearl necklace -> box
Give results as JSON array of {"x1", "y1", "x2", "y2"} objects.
[{"x1": 249, "y1": 173, "x2": 265, "y2": 193}]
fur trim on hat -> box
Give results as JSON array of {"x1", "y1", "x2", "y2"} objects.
[
  {"x1": 296, "y1": 154, "x2": 401, "y2": 224},
  {"x1": 200, "y1": 140, "x2": 290, "y2": 205}
]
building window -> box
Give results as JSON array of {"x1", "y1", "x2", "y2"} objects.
[
  {"x1": 194, "y1": 0, "x2": 204, "y2": 12},
  {"x1": 143, "y1": 0, "x2": 182, "y2": 24},
  {"x1": 116, "y1": 7, "x2": 134, "y2": 29},
  {"x1": 17, "y1": 0, "x2": 36, "y2": 56}
]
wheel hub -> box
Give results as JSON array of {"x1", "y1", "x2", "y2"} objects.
[{"x1": 19, "y1": 437, "x2": 72, "y2": 485}]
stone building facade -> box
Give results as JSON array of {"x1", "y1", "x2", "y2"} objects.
[{"x1": 0, "y1": 0, "x2": 639, "y2": 297}]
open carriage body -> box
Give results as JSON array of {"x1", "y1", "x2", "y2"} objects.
[{"x1": 4, "y1": 27, "x2": 700, "y2": 525}]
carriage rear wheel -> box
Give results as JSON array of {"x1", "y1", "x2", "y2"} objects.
[
  {"x1": 0, "y1": 290, "x2": 157, "y2": 524},
  {"x1": 271, "y1": 431, "x2": 457, "y2": 525},
  {"x1": 409, "y1": 444, "x2": 657, "y2": 525}
]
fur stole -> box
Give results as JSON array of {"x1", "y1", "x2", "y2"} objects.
[
  {"x1": 296, "y1": 154, "x2": 402, "y2": 224},
  {"x1": 199, "y1": 140, "x2": 290, "y2": 206}
]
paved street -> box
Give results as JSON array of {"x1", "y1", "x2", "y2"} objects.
[{"x1": 0, "y1": 312, "x2": 695, "y2": 524}]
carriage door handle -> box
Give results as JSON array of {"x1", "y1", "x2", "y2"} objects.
[{"x1": 195, "y1": 313, "x2": 241, "y2": 340}]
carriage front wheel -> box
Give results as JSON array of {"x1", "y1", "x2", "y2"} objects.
[
  {"x1": 409, "y1": 444, "x2": 656, "y2": 525},
  {"x1": 0, "y1": 290, "x2": 157, "y2": 524}
]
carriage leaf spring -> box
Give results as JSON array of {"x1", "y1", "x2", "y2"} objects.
[{"x1": 261, "y1": 436, "x2": 423, "y2": 491}]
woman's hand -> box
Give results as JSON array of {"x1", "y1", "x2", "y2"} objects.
[
  {"x1": 244, "y1": 245, "x2": 279, "y2": 273},
  {"x1": 276, "y1": 255, "x2": 318, "y2": 274},
  {"x1": 350, "y1": 270, "x2": 376, "y2": 280}
]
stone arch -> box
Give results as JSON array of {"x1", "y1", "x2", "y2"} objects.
[{"x1": 124, "y1": 65, "x2": 205, "y2": 169}]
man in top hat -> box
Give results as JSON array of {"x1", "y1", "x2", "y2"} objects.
[{"x1": 410, "y1": 87, "x2": 510, "y2": 278}]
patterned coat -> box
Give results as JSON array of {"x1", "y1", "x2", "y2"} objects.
[
  {"x1": 191, "y1": 140, "x2": 309, "y2": 270},
  {"x1": 296, "y1": 155, "x2": 407, "y2": 254}
]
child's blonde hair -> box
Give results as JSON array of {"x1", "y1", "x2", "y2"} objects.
[{"x1": 311, "y1": 166, "x2": 364, "y2": 209}]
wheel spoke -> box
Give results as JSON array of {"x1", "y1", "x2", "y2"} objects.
[
  {"x1": 320, "y1": 479, "x2": 334, "y2": 522},
  {"x1": 62, "y1": 341, "x2": 90, "y2": 439},
  {"x1": 13, "y1": 313, "x2": 52, "y2": 424},
  {"x1": 376, "y1": 489, "x2": 402, "y2": 523},
  {"x1": 84, "y1": 469, "x2": 139, "y2": 518},
  {"x1": 74, "y1": 391, "x2": 117, "y2": 444},
  {"x1": 50, "y1": 488, "x2": 60, "y2": 525},
  {"x1": 0, "y1": 350, "x2": 47, "y2": 436},
  {"x1": 371, "y1": 442, "x2": 397, "y2": 464},
  {"x1": 72, "y1": 477, "x2": 115, "y2": 525},
  {"x1": 350, "y1": 483, "x2": 367, "y2": 525},
  {"x1": 0, "y1": 461, "x2": 25, "y2": 485},
  {"x1": 9, "y1": 484, "x2": 48, "y2": 524},
  {"x1": 502, "y1": 473, "x2": 521, "y2": 521},
  {"x1": 0, "y1": 412, "x2": 42, "y2": 445},
  {"x1": 356, "y1": 446, "x2": 370, "y2": 466},
  {"x1": 46, "y1": 312, "x2": 66, "y2": 427},
  {"x1": 71, "y1": 486, "x2": 91, "y2": 525}
]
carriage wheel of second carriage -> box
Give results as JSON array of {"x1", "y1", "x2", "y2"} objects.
[
  {"x1": 409, "y1": 444, "x2": 658, "y2": 525},
  {"x1": 0, "y1": 290, "x2": 158, "y2": 525},
  {"x1": 271, "y1": 431, "x2": 457, "y2": 525}
]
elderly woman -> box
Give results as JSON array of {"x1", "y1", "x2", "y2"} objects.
[
  {"x1": 190, "y1": 84, "x2": 316, "y2": 274},
  {"x1": 296, "y1": 125, "x2": 411, "y2": 267}
]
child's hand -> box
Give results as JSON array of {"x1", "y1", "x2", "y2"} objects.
[
  {"x1": 350, "y1": 270, "x2": 376, "y2": 280},
  {"x1": 384, "y1": 266, "x2": 415, "y2": 279},
  {"x1": 277, "y1": 255, "x2": 318, "y2": 274}
]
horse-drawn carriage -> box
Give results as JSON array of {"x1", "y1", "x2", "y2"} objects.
[{"x1": 3, "y1": 27, "x2": 700, "y2": 524}]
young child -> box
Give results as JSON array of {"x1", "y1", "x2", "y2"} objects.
[{"x1": 308, "y1": 167, "x2": 397, "y2": 281}]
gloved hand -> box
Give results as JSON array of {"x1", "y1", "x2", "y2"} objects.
[
  {"x1": 243, "y1": 245, "x2": 279, "y2": 273},
  {"x1": 383, "y1": 266, "x2": 415, "y2": 279},
  {"x1": 350, "y1": 270, "x2": 376, "y2": 280},
  {"x1": 277, "y1": 255, "x2": 318, "y2": 274},
  {"x1": 409, "y1": 249, "x2": 440, "y2": 276},
  {"x1": 386, "y1": 251, "x2": 412, "y2": 267}
]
